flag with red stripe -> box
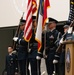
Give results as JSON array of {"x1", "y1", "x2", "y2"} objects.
[
  {"x1": 43, "y1": 0, "x2": 50, "y2": 26},
  {"x1": 35, "y1": 0, "x2": 50, "y2": 51},
  {"x1": 24, "y1": 0, "x2": 37, "y2": 42},
  {"x1": 32, "y1": 0, "x2": 37, "y2": 14}
]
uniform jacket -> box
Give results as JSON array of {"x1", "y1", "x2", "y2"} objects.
[
  {"x1": 45, "y1": 29, "x2": 62, "y2": 60},
  {"x1": 29, "y1": 29, "x2": 44, "y2": 58},
  {"x1": 59, "y1": 33, "x2": 67, "y2": 63},
  {"x1": 17, "y1": 30, "x2": 28, "y2": 60},
  {"x1": 29, "y1": 29, "x2": 38, "y2": 58},
  {"x1": 5, "y1": 54, "x2": 18, "y2": 74}
]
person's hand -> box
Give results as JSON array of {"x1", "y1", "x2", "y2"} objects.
[
  {"x1": 53, "y1": 59, "x2": 58, "y2": 64},
  {"x1": 68, "y1": 27, "x2": 73, "y2": 33},
  {"x1": 59, "y1": 38, "x2": 63, "y2": 44},
  {"x1": 12, "y1": 51, "x2": 17, "y2": 54},
  {"x1": 13, "y1": 37, "x2": 18, "y2": 42},
  {"x1": 15, "y1": 72, "x2": 18, "y2": 75},
  {"x1": 36, "y1": 56, "x2": 41, "y2": 60},
  {"x1": 36, "y1": 52, "x2": 43, "y2": 60},
  {"x1": 53, "y1": 54, "x2": 59, "y2": 64},
  {"x1": 43, "y1": 55, "x2": 47, "y2": 59}
]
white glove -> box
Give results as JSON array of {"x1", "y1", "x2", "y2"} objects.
[
  {"x1": 13, "y1": 37, "x2": 18, "y2": 41},
  {"x1": 28, "y1": 49, "x2": 31, "y2": 53},
  {"x1": 68, "y1": 27, "x2": 73, "y2": 33},
  {"x1": 36, "y1": 56, "x2": 41, "y2": 60},
  {"x1": 59, "y1": 38, "x2": 63, "y2": 44},
  {"x1": 15, "y1": 72, "x2": 18, "y2": 75},
  {"x1": 53, "y1": 59, "x2": 58, "y2": 64},
  {"x1": 12, "y1": 51, "x2": 17, "y2": 54},
  {"x1": 43, "y1": 55, "x2": 47, "y2": 59}
]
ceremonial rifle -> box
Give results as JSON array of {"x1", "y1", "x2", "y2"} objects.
[
  {"x1": 13, "y1": 12, "x2": 24, "y2": 51},
  {"x1": 56, "y1": 20, "x2": 74, "y2": 52}
]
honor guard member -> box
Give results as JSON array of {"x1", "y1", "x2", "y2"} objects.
[
  {"x1": 53, "y1": 25, "x2": 69, "y2": 75},
  {"x1": 45, "y1": 18, "x2": 61, "y2": 75},
  {"x1": 59, "y1": 25, "x2": 69, "y2": 75},
  {"x1": 29, "y1": 16, "x2": 43, "y2": 75},
  {"x1": 5, "y1": 46, "x2": 18, "y2": 75},
  {"x1": 13, "y1": 20, "x2": 29, "y2": 75}
]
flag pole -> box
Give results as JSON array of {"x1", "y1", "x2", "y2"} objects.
[
  {"x1": 43, "y1": 24, "x2": 47, "y2": 58},
  {"x1": 26, "y1": 42, "x2": 30, "y2": 75}
]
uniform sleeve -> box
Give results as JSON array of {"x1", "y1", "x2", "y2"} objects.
[
  {"x1": 37, "y1": 33, "x2": 44, "y2": 58},
  {"x1": 17, "y1": 38, "x2": 28, "y2": 46},
  {"x1": 54, "y1": 32, "x2": 62, "y2": 60},
  {"x1": 40, "y1": 33, "x2": 44, "y2": 53},
  {"x1": 17, "y1": 31, "x2": 28, "y2": 46},
  {"x1": 59, "y1": 32, "x2": 62, "y2": 39},
  {"x1": 5, "y1": 56, "x2": 7, "y2": 71},
  {"x1": 14, "y1": 55, "x2": 18, "y2": 72},
  {"x1": 55, "y1": 32, "x2": 62, "y2": 48},
  {"x1": 29, "y1": 30, "x2": 35, "y2": 49}
]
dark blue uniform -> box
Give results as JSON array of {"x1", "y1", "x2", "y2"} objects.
[
  {"x1": 29, "y1": 29, "x2": 42, "y2": 75},
  {"x1": 58, "y1": 47, "x2": 65, "y2": 75},
  {"x1": 45, "y1": 29, "x2": 61, "y2": 75},
  {"x1": 16, "y1": 30, "x2": 29, "y2": 75},
  {"x1": 5, "y1": 54, "x2": 18, "y2": 75},
  {"x1": 57, "y1": 33, "x2": 67, "y2": 75}
]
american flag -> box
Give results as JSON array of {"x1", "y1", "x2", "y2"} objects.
[
  {"x1": 32, "y1": 0, "x2": 37, "y2": 14},
  {"x1": 24, "y1": 0, "x2": 37, "y2": 42},
  {"x1": 68, "y1": 1, "x2": 74, "y2": 23},
  {"x1": 35, "y1": 0, "x2": 50, "y2": 51}
]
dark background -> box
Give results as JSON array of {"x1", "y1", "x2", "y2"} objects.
[{"x1": 0, "y1": 27, "x2": 16, "y2": 74}]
